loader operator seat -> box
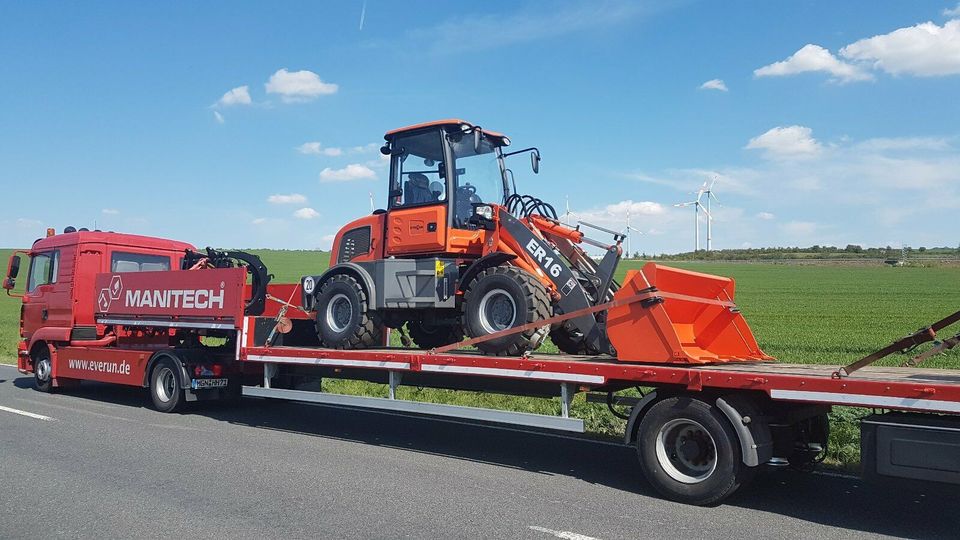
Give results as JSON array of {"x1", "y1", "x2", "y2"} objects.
[{"x1": 403, "y1": 172, "x2": 436, "y2": 205}]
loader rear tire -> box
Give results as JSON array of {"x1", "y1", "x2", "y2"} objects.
[
  {"x1": 314, "y1": 274, "x2": 383, "y2": 349},
  {"x1": 407, "y1": 319, "x2": 463, "y2": 350},
  {"x1": 462, "y1": 266, "x2": 550, "y2": 356}
]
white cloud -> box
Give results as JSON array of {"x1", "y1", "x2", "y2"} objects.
[
  {"x1": 101, "y1": 208, "x2": 120, "y2": 215},
  {"x1": 266, "y1": 69, "x2": 338, "y2": 102},
  {"x1": 16, "y1": 218, "x2": 42, "y2": 228},
  {"x1": 213, "y1": 111, "x2": 224, "y2": 124},
  {"x1": 296, "y1": 142, "x2": 343, "y2": 156},
  {"x1": 840, "y1": 20, "x2": 960, "y2": 77},
  {"x1": 293, "y1": 207, "x2": 320, "y2": 220},
  {"x1": 351, "y1": 143, "x2": 380, "y2": 153},
  {"x1": 698, "y1": 79, "x2": 728, "y2": 91},
  {"x1": 946, "y1": 3, "x2": 960, "y2": 17},
  {"x1": 267, "y1": 193, "x2": 307, "y2": 205},
  {"x1": 745, "y1": 125, "x2": 822, "y2": 159},
  {"x1": 754, "y1": 44, "x2": 873, "y2": 83},
  {"x1": 854, "y1": 137, "x2": 951, "y2": 152},
  {"x1": 218, "y1": 85, "x2": 251, "y2": 106},
  {"x1": 781, "y1": 221, "x2": 819, "y2": 237},
  {"x1": 319, "y1": 164, "x2": 376, "y2": 182},
  {"x1": 252, "y1": 217, "x2": 268, "y2": 225},
  {"x1": 756, "y1": 212, "x2": 775, "y2": 220}
]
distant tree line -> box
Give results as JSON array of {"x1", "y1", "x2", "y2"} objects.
[{"x1": 626, "y1": 244, "x2": 960, "y2": 261}]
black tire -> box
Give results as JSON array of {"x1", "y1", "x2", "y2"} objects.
[
  {"x1": 33, "y1": 346, "x2": 53, "y2": 393},
  {"x1": 150, "y1": 357, "x2": 185, "y2": 413},
  {"x1": 636, "y1": 396, "x2": 753, "y2": 505},
  {"x1": 549, "y1": 320, "x2": 603, "y2": 355},
  {"x1": 407, "y1": 319, "x2": 463, "y2": 350},
  {"x1": 314, "y1": 274, "x2": 383, "y2": 349},
  {"x1": 461, "y1": 266, "x2": 550, "y2": 356}
]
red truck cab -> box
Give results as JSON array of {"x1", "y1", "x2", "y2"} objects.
[{"x1": 6, "y1": 229, "x2": 194, "y2": 368}]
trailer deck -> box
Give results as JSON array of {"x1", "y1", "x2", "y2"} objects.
[{"x1": 241, "y1": 341, "x2": 960, "y2": 415}]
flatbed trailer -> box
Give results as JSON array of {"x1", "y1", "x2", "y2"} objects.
[{"x1": 7, "y1": 231, "x2": 959, "y2": 505}]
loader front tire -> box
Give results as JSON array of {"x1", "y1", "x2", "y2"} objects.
[
  {"x1": 462, "y1": 266, "x2": 550, "y2": 356},
  {"x1": 314, "y1": 274, "x2": 383, "y2": 349}
]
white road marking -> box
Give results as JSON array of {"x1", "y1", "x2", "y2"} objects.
[
  {"x1": 529, "y1": 525, "x2": 601, "y2": 540},
  {"x1": 0, "y1": 405, "x2": 54, "y2": 421}
]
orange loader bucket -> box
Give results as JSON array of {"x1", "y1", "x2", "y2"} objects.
[{"x1": 607, "y1": 263, "x2": 773, "y2": 364}]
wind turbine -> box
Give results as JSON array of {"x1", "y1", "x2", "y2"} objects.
[
  {"x1": 701, "y1": 178, "x2": 721, "y2": 251},
  {"x1": 623, "y1": 208, "x2": 644, "y2": 259},
  {"x1": 675, "y1": 192, "x2": 708, "y2": 252},
  {"x1": 369, "y1": 191, "x2": 375, "y2": 213},
  {"x1": 563, "y1": 196, "x2": 580, "y2": 226}
]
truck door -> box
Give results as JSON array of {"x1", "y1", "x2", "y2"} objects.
[
  {"x1": 385, "y1": 129, "x2": 449, "y2": 256},
  {"x1": 21, "y1": 250, "x2": 63, "y2": 338}
]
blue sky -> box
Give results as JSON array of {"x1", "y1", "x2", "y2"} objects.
[{"x1": 1, "y1": 1, "x2": 959, "y2": 254}]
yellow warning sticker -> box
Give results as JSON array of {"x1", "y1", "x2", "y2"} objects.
[{"x1": 435, "y1": 260, "x2": 445, "y2": 277}]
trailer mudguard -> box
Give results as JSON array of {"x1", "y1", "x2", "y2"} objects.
[{"x1": 716, "y1": 395, "x2": 773, "y2": 467}]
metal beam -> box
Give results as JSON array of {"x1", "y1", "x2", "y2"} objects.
[{"x1": 242, "y1": 386, "x2": 585, "y2": 432}]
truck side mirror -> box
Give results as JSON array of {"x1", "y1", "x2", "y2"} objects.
[
  {"x1": 6, "y1": 254, "x2": 20, "y2": 280},
  {"x1": 531, "y1": 150, "x2": 540, "y2": 174}
]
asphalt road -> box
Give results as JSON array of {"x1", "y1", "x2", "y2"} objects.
[{"x1": 1, "y1": 364, "x2": 957, "y2": 540}]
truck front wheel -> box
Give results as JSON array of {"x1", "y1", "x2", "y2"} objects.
[
  {"x1": 33, "y1": 346, "x2": 53, "y2": 393},
  {"x1": 150, "y1": 358, "x2": 185, "y2": 413},
  {"x1": 636, "y1": 396, "x2": 754, "y2": 506}
]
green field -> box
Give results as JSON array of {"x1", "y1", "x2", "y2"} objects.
[{"x1": 1, "y1": 247, "x2": 957, "y2": 466}]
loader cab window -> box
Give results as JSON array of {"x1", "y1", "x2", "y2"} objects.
[
  {"x1": 27, "y1": 251, "x2": 59, "y2": 292},
  {"x1": 111, "y1": 252, "x2": 171, "y2": 273},
  {"x1": 447, "y1": 132, "x2": 507, "y2": 227},
  {"x1": 389, "y1": 130, "x2": 447, "y2": 209}
]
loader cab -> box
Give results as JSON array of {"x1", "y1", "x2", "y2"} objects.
[{"x1": 383, "y1": 120, "x2": 511, "y2": 257}]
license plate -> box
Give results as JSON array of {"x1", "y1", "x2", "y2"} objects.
[{"x1": 191, "y1": 378, "x2": 229, "y2": 389}]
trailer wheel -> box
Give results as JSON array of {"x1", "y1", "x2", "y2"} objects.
[
  {"x1": 636, "y1": 396, "x2": 751, "y2": 505},
  {"x1": 407, "y1": 320, "x2": 463, "y2": 350},
  {"x1": 461, "y1": 266, "x2": 550, "y2": 356},
  {"x1": 33, "y1": 346, "x2": 53, "y2": 393},
  {"x1": 314, "y1": 274, "x2": 383, "y2": 349},
  {"x1": 150, "y1": 358, "x2": 185, "y2": 413}
]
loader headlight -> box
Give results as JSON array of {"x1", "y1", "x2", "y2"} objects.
[{"x1": 474, "y1": 205, "x2": 494, "y2": 220}]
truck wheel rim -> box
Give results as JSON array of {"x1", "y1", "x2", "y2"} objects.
[
  {"x1": 156, "y1": 367, "x2": 176, "y2": 402},
  {"x1": 478, "y1": 290, "x2": 517, "y2": 334},
  {"x1": 36, "y1": 357, "x2": 51, "y2": 382},
  {"x1": 656, "y1": 418, "x2": 718, "y2": 484},
  {"x1": 326, "y1": 293, "x2": 353, "y2": 333}
]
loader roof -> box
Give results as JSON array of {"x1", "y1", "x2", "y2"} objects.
[{"x1": 385, "y1": 119, "x2": 508, "y2": 143}]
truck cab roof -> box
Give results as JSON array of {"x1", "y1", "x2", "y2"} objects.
[{"x1": 31, "y1": 230, "x2": 195, "y2": 254}]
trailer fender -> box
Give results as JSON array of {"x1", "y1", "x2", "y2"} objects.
[
  {"x1": 623, "y1": 391, "x2": 661, "y2": 445},
  {"x1": 458, "y1": 252, "x2": 517, "y2": 291},
  {"x1": 303, "y1": 263, "x2": 376, "y2": 311},
  {"x1": 715, "y1": 395, "x2": 773, "y2": 467}
]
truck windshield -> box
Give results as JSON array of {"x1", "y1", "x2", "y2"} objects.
[{"x1": 448, "y1": 135, "x2": 505, "y2": 226}]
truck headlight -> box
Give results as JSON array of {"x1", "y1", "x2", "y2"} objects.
[{"x1": 474, "y1": 205, "x2": 493, "y2": 220}]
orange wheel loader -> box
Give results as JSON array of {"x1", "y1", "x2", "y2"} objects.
[{"x1": 301, "y1": 120, "x2": 770, "y2": 364}]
